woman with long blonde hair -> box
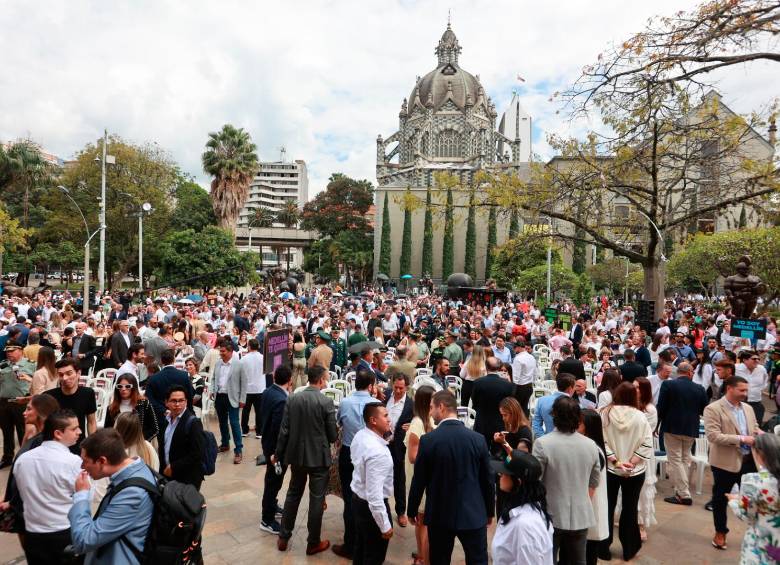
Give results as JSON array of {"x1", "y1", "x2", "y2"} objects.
[
  {"x1": 114, "y1": 412, "x2": 159, "y2": 469},
  {"x1": 460, "y1": 344, "x2": 487, "y2": 407}
]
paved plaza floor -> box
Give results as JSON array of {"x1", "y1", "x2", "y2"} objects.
[{"x1": 4, "y1": 400, "x2": 774, "y2": 564}]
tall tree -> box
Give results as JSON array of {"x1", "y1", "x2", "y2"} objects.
[
  {"x1": 247, "y1": 206, "x2": 275, "y2": 268},
  {"x1": 300, "y1": 173, "x2": 374, "y2": 239},
  {"x1": 508, "y1": 209, "x2": 520, "y2": 239},
  {"x1": 0, "y1": 203, "x2": 29, "y2": 277},
  {"x1": 201, "y1": 124, "x2": 259, "y2": 236},
  {"x1": 399, "y1": 188, "x2": 413, "y2": 275},
  {"x1": 442, "y1": 187, "x2": 454, "y2": 279},
  {"x1": 378, "y1": 192, "x2": 392, "y2": 275},
  {"x1": 464, "y1": 188, "x2": 477, "y2": 278},
  {"x1": 485, "y1": 207, "x2": 497, "y2": 280},
  {"x1": 421, "y1": 187, "x2": 434, "y2": 276},
  {"x1": 171, "y1": 180, "x2": 217, "y2": 232}
]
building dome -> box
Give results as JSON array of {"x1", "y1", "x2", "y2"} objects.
[{"x1": 407, "y1": 24, "x2": 486, "y2": 113}]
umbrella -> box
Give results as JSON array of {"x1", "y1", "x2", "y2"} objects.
[
  {"x1": 185, "y1": 294, "x2": 204, "y2": 303},
  {"x1": 153, "y1": 297, "x2": 165, "y2": 303},
  {"x1": 376, "y1": 273, "x2": 390, "y2": 281},
  {"x1": 360, "y1": 291, "x2": 373, "y2": 297},
  {"x1": 279, "y1": 291, "x2": 296, "y2": 300},
  {"x1": 348, "y1": 340, "x2": 383, "y2": 354},
  {"x1": 400, "y1": 274, "x2": 413, "y2": 280},
  {"x1": 177, "y1": 298, "x2": 195, "y2": 305}
]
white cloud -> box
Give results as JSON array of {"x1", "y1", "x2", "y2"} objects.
[{"x1": 1, "y1": 0, "x2": 775, "y2": 197}]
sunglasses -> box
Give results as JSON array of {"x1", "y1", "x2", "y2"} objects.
[{"x1": 115, "y1": 384, "x2": 134, "y2": 390}]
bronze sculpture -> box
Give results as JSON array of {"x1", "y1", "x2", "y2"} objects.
[{"x1": 723, "y1": 255, "x2": 766, "y2": 318}]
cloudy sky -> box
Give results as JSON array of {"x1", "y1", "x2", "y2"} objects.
[{"x1": 1, "y1": 0, "x2": 775, "y2": 196}]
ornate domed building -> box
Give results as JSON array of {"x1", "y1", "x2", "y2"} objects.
[
  {"x1": 377, "y1": 23, "x2": 525, "y2": 187},
  {"x1": 374, "y1": 23, "x2": 530, "y2": 283}
]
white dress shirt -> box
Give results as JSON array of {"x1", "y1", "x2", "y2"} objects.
[
  {"x1": 386, "y1": 394, "x2": 406, "y2": 431},
  {"x1": 14, "y1": 440, "x2": 83, "y2": 533},
  {"x1": 241, "y1": 351, "x2": 266, "y2": 394},
  {"x1": 350, "y1": 427, "x2": 394, "y2": 533},
  {"x1": 217, "y1": 357, "x2": 234, "y2": 393},
  {"x1": 736, "y1": 363, "x2": 769, "y2": 402},
  {"x1": 115, "y1": 359, "x2": 138, "y2": 380},
  {"x1": 492, "y1": 504, "x2": 554, "y2": 565},
  {"x1": 511, "y1": 351, "x2": 537, "y2": 386}
]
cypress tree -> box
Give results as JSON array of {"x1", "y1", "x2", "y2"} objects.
[
  {"x1": 464, "y1": 189, "x2": 477, "y2": 278},
  {"x1": 738, "y1": 206, "x2": 747, "y2": 228},
  {"x1": 485, "y1": 206, "x2": 497, "y2": 279},
  {"x1": 508, "y1": 209, "x2": 519, "y2": 239},
  {"x1": 442, "y1": 188, "x2": 454, "y2": 279},
  {"x1": 378, "y1": 191, "x2": 392, "y2": 275},
  {"x1": 421, "y1": 186, "x2": 433, "y2": 276},
  {"x1": 400, "y1": 188, "x2": 412, "y2": 275}
]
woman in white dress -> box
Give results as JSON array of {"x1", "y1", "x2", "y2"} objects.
[
  {"x1": 635, "y1": 377, "x2": 657, "y2": 541},
  {"x1": 579, "y1": 409, "x2": 609, "y2": 565}
]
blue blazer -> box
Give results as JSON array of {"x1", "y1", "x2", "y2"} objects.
[
  {"x1": 146, "y1": 366, "x2": 194, "y2": 420},
  {"x1": 408, "y1": 419, "x2": 494, "y2": 530},
  {"x1": 657, "y1": 377, "x2": 708, "y2": 438},
  {"x1": 260, "y1": 384, "x2": 288, "y2": 457}
]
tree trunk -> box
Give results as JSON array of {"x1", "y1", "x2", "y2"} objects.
[{"x1": 643, "y1": 259, "x2": 666, "y2": 317}]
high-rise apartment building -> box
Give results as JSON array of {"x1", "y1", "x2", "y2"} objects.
[{"x1": 238, "y1": 158, "x2": 308, "y2": 227}]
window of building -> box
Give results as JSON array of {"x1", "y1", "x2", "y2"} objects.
[{"x1": 436, "y1": 129, "x2": 463, "y2": 158}]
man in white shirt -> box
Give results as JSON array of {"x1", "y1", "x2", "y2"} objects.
[
  {"x1": 736, "y1": 350, "x2": 769, "y2": 425},
  {"x1": 241, "y1": 339, "x2": 266, "y2": 439},
  {"x1": 13, "y1": 409, "x2": 83, "y2": 563},
  {"x1": 649, "y1": 362, "x2": 673, "y2": 405},
  {"x1": 350, "y1": 402, "x2": 395, "y2": 564},
  {"x1": 381, "y1": 312, "x2": 398, "y2": 339},
  {"x1": 511, "y1": 339, "x2": 537, "y2": 416},
  {"x1": 116, "y1": 343, "x2": 146, "y2": 381}
]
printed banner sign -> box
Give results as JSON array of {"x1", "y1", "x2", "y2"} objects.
[
  {"x1": 264, "y1": 328, "x2": 291, "y2": 374},
  {"x1": 730, "y1": 318, "x2": 767, "y2": 341}
]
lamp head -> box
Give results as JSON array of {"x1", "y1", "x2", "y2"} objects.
[
  {"x1": 57, "y1": 185, "x2": 69, "y2": 194},
  {"x1": 142, "y1": 202, "x2": 152, "y2": 212}
]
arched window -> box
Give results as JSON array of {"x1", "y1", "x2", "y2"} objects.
[
  {"x1": 436, "y1": 129, "x2": 463, "y2": 158},
  {"x1": 420, "y1": 132, "x2": 429, "y2": 156}
]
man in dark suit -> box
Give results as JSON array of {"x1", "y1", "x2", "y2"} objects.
[
  {"x1": 384, "y1": 369, "x2": 414, "y2": 526},
  {"x1": 471, "y1": 356, "x2": 516, "y2": 448},
  {"x1": 145, "y1": 348, "x2": 194, "y2": 422},
  {"x1": 109, "y1": 319, "x2": 131, "y2": 368},
  {"x1": 69, "y1": 322, "x2": 97, "y2": 373},
  {"x1": 276, "y1": 365, "x2": 337, "y2": 556},
  {"x1": 619, "y1": 349, "x2": 648, "y2": 383},
  {"x1": 259, "y1": 364, "x2": 293, "y2": 534},
  {"x1": 568, "y1": 318, "x2": 583, "y2": 352},
  {"x1": 158, "y1": 385, "x2": 205, "y2": 490},
  {"x1": 657, "y1": 361, "x2": 708, "y2": 505},
  {"x1": 558, "y1": 346, "x2": 586, "y2": 381},
  {"x1": 408, "y1": 390, "x2": 494, "y2": 565}
]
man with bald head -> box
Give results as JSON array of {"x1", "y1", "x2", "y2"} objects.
[
  {"x1": 657, "y1": 361, "x2": 708, "y2": 506},
  {"x1": 70, "y1": 322, "x2": 97, "y2": 373}
]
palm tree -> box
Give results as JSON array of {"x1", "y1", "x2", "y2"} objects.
[
  {"x1": 275, "y1": 200, "x2": 300, "y2": 273},
  {"x1": 247, "y1": 207, "x2": 275, "y2": 268},
  {"x1": 201, "y1": 125, "x2": 259, "y2": 237}
]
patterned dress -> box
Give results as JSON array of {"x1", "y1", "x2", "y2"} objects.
[{"x1": 728, "y1": 470, "x2": 780, "y2": 564}]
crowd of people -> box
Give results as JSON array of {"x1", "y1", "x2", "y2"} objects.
[{"x1": 0, "y1": 284, "x2": 778, "y2": 564}]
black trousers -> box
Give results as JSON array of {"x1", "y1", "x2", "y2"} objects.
[
  {"x1": 338, "y1": 445, "x2": 356, "y2": 552},
  {"x1": 553, "y1": 527, "x2": 588, "y2": 565},
  {"x1": 240, "y1": 392, "x2": 263, "y2": 435},
  {"x1": 279, "y1": 464, "x2": 329, "y2": 544},
  {"x1": 748, "y1": 401, "x2": 765, "y2": 427},
  {"x1": 461, "y1": 379, "x2": 475, "y2": 408},
  {"x1": 606, "y1": 471, "x2": 645, "y2": 561},
  {"x1": 0, "y1": 399, "x2": 25, "y2": 462},
  {"x1": 261, "y1": 459, "x2": 286, "y2": 524},
  {"x1": 428, "y1": 525, "x2": 488, "y2": 565},
  {"x1": 388, "y1": 440, "x2": 407, "y2": 516},
  {"x1": 352, "y1": 495, "x2": 391, "y2": 565},
  {"x1": 515, "y1": 383, "x2": 533, "y2": 418},
  {"x1": 712, "y1": 455, "x2": 756, "y2": 534},
  {"x1": 23, "y1": 528, "x2": 78, "y2": 565}
]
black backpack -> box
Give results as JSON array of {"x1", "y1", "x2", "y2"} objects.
[
  {"x1": 97, "y1": 469, "x2": 207, "y2": 564},
  {"x1": 183, "y1": 413, "x2": 218, "y2": 476}
]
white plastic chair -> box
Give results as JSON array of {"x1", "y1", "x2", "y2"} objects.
[
  {"x1": 413, "y1": 375, "x2": 442, "y2": 392},
  {"x1": 94, "y1": 388, "x2": 110, "y2": 430},
  {"x1": 199, "y1": 371, "x2": 214, "y2": 418},
  {"x1": 321, "y1": 387, "x2": 344, "y2": 406},
  {"x1": 416, "y1": 367, "x2": 433, "y2": 377},
  {"x1": 654, "y1": 435, "x2": 668, "y2": 480},
  {"x1": 540, "y1": 380, "x2": 558, "y2": 394},
  {"x1": 293, "y1": 385, "x2": 309, "y2": 394},
  {"x1": 533, "y1": 344, "x2": 551, "y2": 357},
  {"x1": 329, "y1": 378, "x2": 353, "y2": 397},
  {"x1": 328, "y1": 371, "x2": 339, "y2": 382},
  {"x1": 344, "y1": 371, "x2": 356, "y2": 386},
  {"x1": 584, "y1": 366, "x2": 596, "y2": 390},
  {"x1": 444, "y1": 375, "x2": 463, "y2": 389},
  {"x1": 691, "y1": 436, "x2": 710, "y2": 495},
  {"x1": 456, "y1": 406, "x2": 476, "y2": 429},
  {"x1": 78, "y1": 375, "x2": 90, "y2": 387}
]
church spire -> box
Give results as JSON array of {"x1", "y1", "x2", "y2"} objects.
[{"x1": 435, "y1": 22, "x2": 461, "y2": 66}]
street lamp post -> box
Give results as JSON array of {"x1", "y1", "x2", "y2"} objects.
[
  {"x1": 95, "y1": 130, "x2": 115, "y2": 297},
  {"x1": 544, "y1": 215, "x2": 553, "y2": 304},
  {"x1": 57, "y1": 186, "x2": 102, "y2": 315},
  {"x1": 138, "y1": 203, "x2": 151, "y2": 291}
]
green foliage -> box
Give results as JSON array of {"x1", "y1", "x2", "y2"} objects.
[
  {"x1": 508, "y1": 209, "x2": 519, "y2": 240},
  {"x1": 421, "y1": 187, "x2": 433, "y2": 276},
  {"x1": 247, "y1": 207, "x2": 275, "y2": 229},
  {"x1": 587, "y1": 258, "x2": 643, "y2": 296},
  {"x1": 485, "y1": 207, "x2": 497, "y2": 279},
  {"x1": 171, "y1": 181, "x2": 216, "y2": 232},
  {"x1": 572, "y1": 239, "x2": 587, "y2": 274},
  {"x1": 330, "y1": 230, "x2": 374, "y2": 288},
  {"x1": 301, "y1": 173, "x2": 374, "y2": 239},
  {"x1": 303, "y1": 239, "x2": 339, "y2": 282},
  {"x1": 378, "y1": 192, "x2": 392, "y2": 275},
  {"x1": 201, "y1": 124, "x2": 259, "y2": 234},
  {"x1": 157, "y1": 225, "x2": 258, "y2": 288},
  {"x1": 442, "y1": 188, "x2": 454, "y2": 279},
  {"x1": 464, "y1": 189, "x2": 477, "y2": 278},
  {"x1": 490, "y1": 233, "x2": 561, "y2": 288},
  {"x1": 574, "y1": 273, "x2": 593, "y2": 304},
  {"x1": 0, "y1": 203, "x2": 29, "y2": 255},
  {"x1": 515, "y1": 263, "x2": 579, "y2": 297},
  {"x1": 668, "y1": 227, "x2": 780, "y2": 300},
  {"x1": 275, "y1": 200, "x2": 300, "y2": 228},
  {"x1": 400, "y1": 188, "x2": 412, "y2": 275}
]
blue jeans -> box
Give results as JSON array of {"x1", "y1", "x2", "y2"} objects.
[{"x1": 215, "y1": 393, "x2": 243, "y2": 454}]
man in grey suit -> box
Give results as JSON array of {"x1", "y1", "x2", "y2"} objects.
[
  {"x1": 213, "y1": 338, "x2": 247, "y2": 464},
  {"x1": 192, "y1": 331, "x2": 210, "y2": 363},
  {"x1": 533, "y1": 395, "x2": 601, "y2": 565},
  {"x1": 276, "y1": 365, "x2": 337, "y2": 557}
]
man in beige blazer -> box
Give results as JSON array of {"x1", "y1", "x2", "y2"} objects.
[{"x1": 703, "y1": 374, "x2": 758, "y2": 551}]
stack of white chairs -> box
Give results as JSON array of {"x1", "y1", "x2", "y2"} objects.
[
  {"x1": 537, "y1": 357, "x2": 552, "y2": 380},
  {"x1": 94, "y1": 388, "x2": 111, "y2": 429},
  {"x1": 78, "y1": 375, "x2": 90, "y2": 387},
  {"x1": 416, "y1": 368, "x2": 433, "y2": 377},
  {"x1": 329, "y1": 378, "x2": 354, "y2": 397},
  {"x1": 691, "y1": 436, "x2": 710, "y2": 495},
  {"x1": 199, "y1": 371, "x2": 214, "y2": 418},
  {"x1": 584, "y1": 366, "x2": 596, "y2": 392},
  {"x1": 321, "y1": 387, "x2": 344, "y2": 407}
]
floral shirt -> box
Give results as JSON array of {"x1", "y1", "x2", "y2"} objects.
[{"x1": 729, "y1": 470, "x2": 780, "y2": 564}]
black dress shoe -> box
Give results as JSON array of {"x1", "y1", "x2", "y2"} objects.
[
  {"x1": 0, "y1": 460, "x2": 12, "y2": 470},
  {"x1": 705, "y1": 501, "x2": 714, "y2": 511},
  {"x1": 664, "y1": 495, "x2": 693, "y2": 506}
]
